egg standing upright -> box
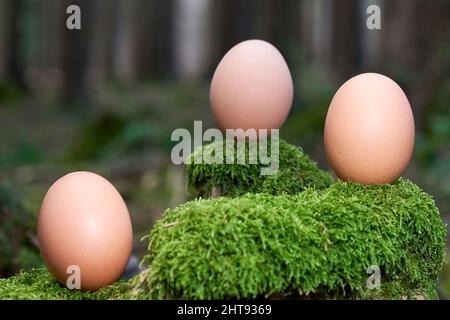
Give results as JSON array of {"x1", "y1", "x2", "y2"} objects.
[
  {"x1": 210, "y1": 39, "x2": 294, "y2": 135},
  {"x1": 324, "y1": 73, "x2": 415, "y2": 184},
  {"x1": 38, "y1": 171, "x2": 133, "y2": 290}
]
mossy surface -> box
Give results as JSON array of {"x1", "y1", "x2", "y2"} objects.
[
  {"x1": 186, "y1": 138, "x2": 333, "y2": 197},
  {"x1": 135, "y1": 179, "x2": 446, "y2": 300},
  {"x1": 0, "y1": 268, "x2": 134, "y2": 300},
  {"x1": 1, "y1": 140, "x2": 446, "y2": 300},
  {"x1": 0, "y1": 179, "x2": 446, "y2": 300}
]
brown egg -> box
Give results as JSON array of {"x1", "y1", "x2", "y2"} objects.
[
  {"x1": 324, "y1": 73, "x2": 415, "y2": 184},
  {"x1": 210, "y1": 39, "x2": 293, "y2": 134},
  {"x1": 37, "y1": 171, "x2": 133, "y2": 290}
]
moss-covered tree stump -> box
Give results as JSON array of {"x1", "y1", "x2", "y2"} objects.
[
  {"x1": 0, "y1": 139, "x2": 446, "y2": 300},
  {"x1": 186, "y1": 139, "x2": 334, "y2": 197}
]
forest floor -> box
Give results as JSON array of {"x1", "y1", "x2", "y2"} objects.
[{"x1": 0, "y1": 80, "x2": 449, "y2": 298}]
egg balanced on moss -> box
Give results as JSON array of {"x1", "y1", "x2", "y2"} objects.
[
  {"x1": 324, "y1": 73, "x2": 415, "y2": 185},
  {"x1": 37, "y1": 172, "x2": 133, "y2": 291},
  {"x1": 210, "y1": 39, "x2": 293, "y2": 136}
]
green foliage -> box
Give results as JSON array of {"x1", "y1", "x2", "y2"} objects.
[
  {"x1": 0, "y1": 141, "x2": 43, "y2": 169},
  {"x1": 414, "y1": 81, "x2": 450, "y2": 220},
  {"x1": 136, "y1": 179, "x2": 446, "y2": 299},
  {"x1": 0, "y1": 269, "x2": 134, "y2": 300},
  {"x1": 69, "y1": 113, "x2": 127, "y2": 160},
  {"x1": 0, "y1": 81, "x2": 27, "y2": 105},
  {"x1": 0, "y1": 182, "x2": 43, "y2": 277},
  {"x1": 281, "y1": 69, "x2": 335, "y2": 150},
  {"x1": 67, "y1": 113, "x2": 166, "y2": 161},
  {"x1": 186, "y1": 138, "x2": 333, "y2": 197}
]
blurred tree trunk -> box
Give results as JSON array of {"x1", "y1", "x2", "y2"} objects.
[
  {"x1": 209, "y1": 0, "x2": 301, "y2": 76},
  {"x1": 208, "y1": 0, "x2": 256, "y2": 75},
  {"x1": 173, "y1": 0, "x2": 212, "y2": 80},
  {"x1": 112, "y1": 0, "x2": 136, "y2": 80},
  {"x1": 381, "y1": 0, "x2": 450, "y2": 130},
  {"x1": 62, "y1": 0, "x2": 95, "y2": 107},
  {"x1": 90, "y1": 0, "x2": 119, "y2": 82},
  {"x1": 6, "y1": 0, "x2": 28, "y2": 90},
  {"x1": 331, "y1": 0, "x2": 362, "y2": 83},
  {"x1": 152, "y1": 0, "x2": 175, "y2": 79},
  {"x1": 37, "y1": 0, "x2": 64, "y2": 90},
  {"x1": 381, "y1": 0, "x2": 419, "y2": 72},
  {"x1": 23, "y1": 0, "x2": 46, "y2": 93},
  {"x1": 133, "y1": 0, "x2": 175, "y2": 80},
  {"x1": 133, "y1": 0, "x2": 154, "y2": 79},
  {"x1": 358, "y1": 0, "x2": 383, "y2": 70},
  {"x1": 301, "y1": 0, "x2": 333, "y2": 76},
  {"x1": 254, "y1": 0, "x2": 302, "y2": 69},
  {"x1": 263, "y1": 0, "x2": 302, "y2": 56},
  {"x1": 0, "y1": 0, "x2": 6, "y2": 79}
]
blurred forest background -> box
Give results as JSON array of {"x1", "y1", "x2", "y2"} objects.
[{"x1": 0, "y1": 0, "x2": 449, "y2": 297}]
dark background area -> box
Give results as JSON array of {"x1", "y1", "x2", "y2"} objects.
[{"x1": 0, "y1": 0, "x2": 449, "y2": 296}]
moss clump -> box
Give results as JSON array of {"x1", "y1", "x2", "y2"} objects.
[
  {"x1": 186, "y1": 138, "x2": 333, "y2": 197},
  {"x1": 1, "y1": 179, "x2": 446, "y2": 300},
  {"x1": 1, "y1": 138, "x2": 446, "y2": 300},
  {"x1": 135, "y1": 179, "x2": 446, "y2": 300},
  {"x1": 0, "y1": 269, "x2": 135, "y2": 300}
]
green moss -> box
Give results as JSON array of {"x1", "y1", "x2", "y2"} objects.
[
  {"x1": 135, "y1": 179, "x2": 446, "y2": 300},
  {"x1": 1, "y1": 179, "x2": 446, "y2": 300},
  {"x1": 186, "y1": 138, "x2": 333, "y2": 197},
  {"x1": 1, "y1": 138, "x2": 446, "y2": 300},
  {"x1": 0, "y1": 269, "x2": 135, "y2": 300}
]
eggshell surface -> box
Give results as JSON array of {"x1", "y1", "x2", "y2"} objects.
[
  {"x1": 324, "y1": 73, "x2": 415, "y2": 184},
  {"x1": 37, "y1": 171, "x2": 133, "y2": 290},
  {"x1": 210, "y1": 39, "x2": 293, "y2": 133}
]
